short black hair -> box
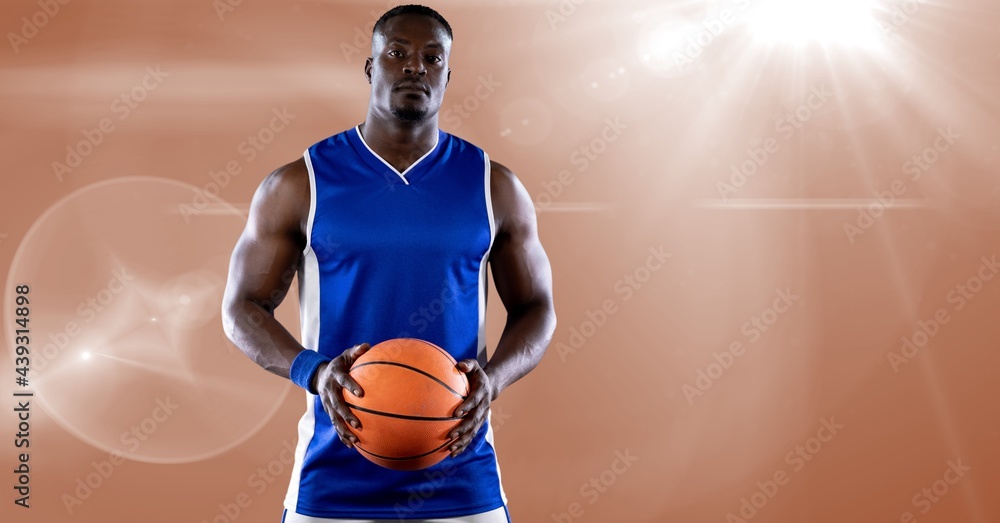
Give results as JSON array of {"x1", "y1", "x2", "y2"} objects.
[{"x1": 372, "y1": 4, "x2": 453, "y2": 42}]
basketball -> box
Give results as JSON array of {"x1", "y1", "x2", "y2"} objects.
[{"x1": 345, "y1": 338, "x2": 469, "y2": 471}]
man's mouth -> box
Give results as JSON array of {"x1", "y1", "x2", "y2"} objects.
[{"x1": 396, "y1": 83, "x2": 427, "y2": 93}]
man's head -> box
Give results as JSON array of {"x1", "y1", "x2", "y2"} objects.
[{"x1": 366, "y1": 5, "x2": 453, "y2": 124}]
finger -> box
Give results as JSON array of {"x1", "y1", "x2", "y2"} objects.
[
  {"x1": 330, "y1": 360, "x2": 364, "y2": 398},
  {"x1": 321, "y1": 391, "x2": 358, "y2": 446},
  {"x1": 450, "y1": 403, "x2": 488, "y2": 439},
  {"x1": 450, "y1": 421, "x2": 482, "y2": 456},
  {"x1": 338, "y1": 343, "x2": 370, "y2": 396},
  {"x1": 449, "y1": 416, "x2": 474, "y2": 440},
  {"x1": 453, "y1": 396, "x2": 479, "y2": 418},
  {"x1": 446, "y1": 435, "x2": 464, "y2": 457},
  {"x1": 348, "y1": 342, "x2": 371, "y2": 361},
  {"x1": 332, "y1": 410, "x2": 359, "y2": 447},
  {"x1": 330, "y1": 391, "x2": 363, "y2": 430},
  {"x1": 454, "y1": 368, "x2": 487, "y2": 417},
  {"x1": 336, "y1": 371, "x2": 365, "y2": 399},
  {"x1": 454, "y1": 383, "x2": 489, "y2": 417},
  {"x1": 331, "y1": 416, "x2": 358, "y2": 448},
  {"x1": 449, "y1": 406, "x2": 488, "y2": 455},
  {"x1": 456, "y1": 359, "x2": 479, "y2": 374}
]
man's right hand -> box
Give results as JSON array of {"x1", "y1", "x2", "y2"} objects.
[{"x1": 313, "y1": 342, "x2": 371, "y2": 448}]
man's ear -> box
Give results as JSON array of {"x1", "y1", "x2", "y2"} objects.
[
  {"x1": 364, "y1": 57, "x2": 373, "y2": 84},
  {"x1": 446, "y1": 69, "x2": 451, "y2": 87}
]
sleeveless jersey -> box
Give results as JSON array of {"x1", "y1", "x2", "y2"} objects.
[{"x1": 285, "y1": 125, "x2": 507, "y2": 519}]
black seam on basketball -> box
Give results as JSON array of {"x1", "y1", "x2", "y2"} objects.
[
  {"x1": 352, "y1": 361, "x2": 467, "y2": 399},
  {"x1": 345, "y1": 401, "x2": 463, "y2": 421},
  {"x1": 410, "y1": 339, "x2": 458, "y2": 365},
  {"x1": 355, "y1": 439, "x2": 452, "y2": 461}
]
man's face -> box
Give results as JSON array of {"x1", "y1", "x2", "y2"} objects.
[{"x1": 366, "y1": 14, "x2": 451, "y2": 123}]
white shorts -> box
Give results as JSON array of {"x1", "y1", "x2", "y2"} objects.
[{"x1": 280, "y1": 505, "x2": 511, "y2": 523}]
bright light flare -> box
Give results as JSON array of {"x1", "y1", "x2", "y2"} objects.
[
  {"x1": 637, "y1": 19, "x2": 698, "y2": 74},
  {"x1": 749, "y1": 0, "x2": 883, "y2": 48}
]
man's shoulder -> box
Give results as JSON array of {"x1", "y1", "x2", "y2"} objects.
[
  {"x1": 259, "y1": 157, "x2": 310, "y2": 204},
  {"x1": 307, "y1": 126, "x2": 359, "y2": 153},
  {"x1": 244, "y1": 157, "x2": 310, "y2": 239},
  {"x1": 439, "y1": 129, "x2": 486, "y2": 156}
]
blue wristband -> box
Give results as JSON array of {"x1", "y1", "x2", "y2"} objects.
[{"x1": 290, "y1": 350, "x2": 332, "y2": 394}]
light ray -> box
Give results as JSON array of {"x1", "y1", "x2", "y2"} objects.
[
  {"x1": 694, "y1": 198, "x2": 928, "y2": 209},
  {"x1": 535, "y1": 203, "x2": 616, "y2": 213}
]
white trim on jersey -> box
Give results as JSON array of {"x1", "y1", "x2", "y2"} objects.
[
  {"x1": 285, "y1": 149, "x2": 322, "y2": 512},
  {"x1": 485, "y1": 409, "x2": 508, "y2": 506},
  {"x1": 478, "y1": 151, "x2": 508, "y2": 506},
  {"x1": 477, "y1": 151, "x2": 495, "y2": 365},
  {"x1": 483, "y1": 152, "x2": 497, "y2": 248},
  {"x1": 303, "y1": 148, "x2": 318, "y2": 250},
  {"x1": 353, "y1": 124, "x2": 440, "y2": 185}
]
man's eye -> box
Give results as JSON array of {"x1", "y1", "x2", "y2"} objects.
[
  {"x1": 388, "y1": 50, "x2": 403, "y2": 57},
  {"x1": 427, "y1": 56, "x2": 441, "y2": 63}
]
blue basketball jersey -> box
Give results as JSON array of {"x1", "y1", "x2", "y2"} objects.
[{"x1": 285, "y1": 125, "x2": 507, "y2": 519}]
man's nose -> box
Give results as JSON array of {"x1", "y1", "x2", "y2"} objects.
[{"x1": 403, "y1": 57, "x2": 425, "y2": 76}]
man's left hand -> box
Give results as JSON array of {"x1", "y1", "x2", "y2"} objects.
[{"x1": 449, "y1": 359, "x2": 493, "y2": 457}]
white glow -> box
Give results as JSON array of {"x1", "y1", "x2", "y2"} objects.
[
  {"x1": 750, "y1": 0, "x2": 882, "y2": 48},
  {"x1": 637, "y1": 19, "x2": 698, "y2": 73},
  {"x1": 81, "y1": 352, "x2": 91, "y2": 360}
]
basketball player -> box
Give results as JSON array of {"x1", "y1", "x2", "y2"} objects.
[{"x1": 221, "y1": 5, "x2": 556, "y2": 522}]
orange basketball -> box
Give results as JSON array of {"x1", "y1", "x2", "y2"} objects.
[{"x1": 345, "y1": 338, "x2": 469, "y2": 471}]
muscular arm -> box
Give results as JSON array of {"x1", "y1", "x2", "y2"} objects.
[
  {"x1": 483, "y1": 160, "x2": 557, "y2": 400},
  {"x1": 440, "y1": 160, "x2": 559, "y2": 456},
  {"x1": 221, "y1": 158, "x2": 310, "y2": 379}
]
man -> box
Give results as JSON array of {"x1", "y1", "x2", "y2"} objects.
[{"x1": 221, "y1": 5, "x2": 556, "y2": 522}]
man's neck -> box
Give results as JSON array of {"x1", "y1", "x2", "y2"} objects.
[{"x1": 359, "y1": 114, "x2": 439, "y2": 173}]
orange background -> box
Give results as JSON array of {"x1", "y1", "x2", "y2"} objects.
[{"x1": 2, "y1": 1, "x2": 1000, "y2": 522}]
